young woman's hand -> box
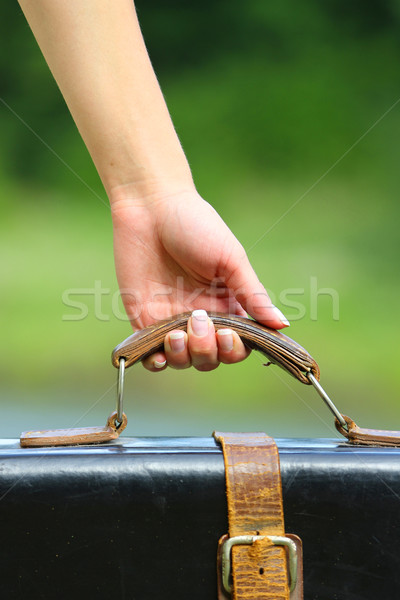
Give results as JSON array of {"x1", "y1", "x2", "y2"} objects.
[
  {"x1": 18, "y1": 0, "x2": 289, "y2": 373},
  {"x1": 112, "y1": 187, "x2": 289, "y2": 372}
]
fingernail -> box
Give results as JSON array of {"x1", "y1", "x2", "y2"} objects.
[
  {"x1": 169, "y1": 331, "x2": 185, "y2": 353},
  {"x1": 273, "y1": 306, "x2": 290, "y2": 326},
  {"x1": 154, "y1": 359, "x2": 167, "y2": 369},
  {"x1": 217, "y1": 329, "x2": 234, "y2": 352},
  {"x1": 191, "y1": 309, "x2": 209, "y2": 336}
]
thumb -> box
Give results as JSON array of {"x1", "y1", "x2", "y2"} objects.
[{"x1": 226, "y1": 256, "x2": 290, "y2": 329}]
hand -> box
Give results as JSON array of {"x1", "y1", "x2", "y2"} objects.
[
  {"x1": 17, "y1": 0, "x2": 288, "y2": 371},
  {"x1": 111, "y1": 188, "x2": 289, "y2": 372}
]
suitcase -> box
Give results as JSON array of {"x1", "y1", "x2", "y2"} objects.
[
  {"x1": 1, "y1": 437, "x2": 400, "y2": 599},
  {"x1": 4, "y1": 313, "x2": 400, "y2": 599}
]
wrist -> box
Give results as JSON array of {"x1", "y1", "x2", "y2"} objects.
[
  {"x1": 102, "y1": 132, "x2": 194, "y2": 204},
  {"x1": 109, "y1": 176, "x2": 197, "y2": 209}
]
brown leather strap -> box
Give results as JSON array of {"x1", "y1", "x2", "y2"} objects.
[
  {"x1": 20, "y1": 411, "x2": 127, "y2": 447},
  {"x1": 214, "y1": 431, "x2": 292, "y2": 600},
  {"x1": 216, "y1": 533, "x2": 304, "y2": 600},
  {"x1": 112, "y1": 312, "x2": 320, "y2": 385},
  {"x1": 336, "y1": 415, "x2": 400, "y2": 447}
]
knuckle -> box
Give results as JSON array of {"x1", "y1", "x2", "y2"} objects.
[
  {"x1": 194, "y1": 362, "x2": 219, "y2": 372},
  {"x1": 219, "y1": 353, "x2": 246, "y2": 365},
  {"x1": 169, "y1": 362, "x2": 191, "y2": 370},
  {"x1": 189, "y1": 342, "x2": 216, "y2": 357},
  {"x1": 166, "y1": 355, "x2": 190, "y2": 368}
]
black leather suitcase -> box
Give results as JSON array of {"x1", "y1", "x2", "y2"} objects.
[
  {"x1": 4, "y1": 314, "x2": 399, "y2": 599},
  {"x1": 1, "y1": 435, "x2": 399, "y2": 599}
]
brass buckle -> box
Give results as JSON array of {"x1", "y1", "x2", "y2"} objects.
[{"x1": 221, "y1": 534, "x2": 298, "y2": 594}]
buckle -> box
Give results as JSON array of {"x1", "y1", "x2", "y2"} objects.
[{"x1": 221, "y1": 534, "x2": 298, "y2": 595}]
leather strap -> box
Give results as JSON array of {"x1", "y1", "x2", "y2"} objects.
[
  {"x1": 112, "y1": 312, "x2": 320, "y2": 385},
  {"x1": 214, "y1": 431, "x2": 298, "y2": 600},
  {"x1": 217, "y1": 534, "x2": 303, "y2": 600},
  {"x1": 336, "y1": 415, "x2": 400, "y2": 447},
  {"x1": 20, "y1": 411, "x2": 127, "y2": 447}
]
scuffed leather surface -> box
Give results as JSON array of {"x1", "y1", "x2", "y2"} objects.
[
  {"x1": 20, "y1": 411, "x2": 127, "y2": 447},
  {"x1": 336, "y1": 415, "x2": 400, "y2": 447},
  {"x1": 214, "y1": 432, "x2": 289, "y2": 600},
  {"x1": 0, "y1": 438, "x2": 399, "y2": 599}
]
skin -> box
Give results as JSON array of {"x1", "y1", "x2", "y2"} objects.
[{"x1": 18, "y1": 0, "x2": 289, "y2": 372}]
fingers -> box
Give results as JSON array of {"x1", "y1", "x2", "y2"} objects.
[
  {"x1": 216, "y1": 329, "x2": 250, "y2": 364},
  {"x1": 186, "y1": 309, "x2": 219, "y2": 371},
  {"x1": 165, "y1": 330, "x2": 191, "y2": 369},
  {"x1": 143, "y1": 310, "x2": 249, "y2": 372},
  {"x1": 142, "y1": 351, "x2": 167, "y2": 372}
]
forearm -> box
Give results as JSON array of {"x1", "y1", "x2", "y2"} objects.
[{"x1": 18, "y1": 0, "x2": 194, "y2": 200}]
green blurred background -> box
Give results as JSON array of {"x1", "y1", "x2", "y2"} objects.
[{"x1": 0, "y1": 0, "x2": 399, "y2": 439}]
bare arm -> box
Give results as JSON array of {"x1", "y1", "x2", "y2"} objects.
[
  {"x1": 19, "y1": 0, "x2": 289, "y2": 372},
  {"x1": 18, "y1": 0, "x2": 193, "y2": 198}
]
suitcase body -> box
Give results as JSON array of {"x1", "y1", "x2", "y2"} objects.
[{"x1": 0, "y1": 436, "x2": 399, "y2": 599}]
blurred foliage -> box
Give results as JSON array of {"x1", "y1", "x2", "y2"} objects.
[
  {"x1": 0, "y1": 1, "x2": 399, "y2": 437},
  {"x1": 2, "y1": 0, "x2": 400, "y2": 186}
]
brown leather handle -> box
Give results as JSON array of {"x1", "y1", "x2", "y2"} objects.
[{"x1": 111, "y1": 312, "x2": 320, "y2": 385}]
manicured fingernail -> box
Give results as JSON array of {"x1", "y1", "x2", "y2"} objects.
[
  {"x1": 273, "y1": 306, "x2": 290, "y2": 326},
  {"x1": 170, "y1": 331, "x2": 185, "y2": 353},
  {"x1": 191, "y1": 309, "x2": 209, "y2": 336},
  {"x1": 154, "y1": 359, "x2": 166, "y2": 369},
  {"x1": 217, "y1": 329, "x2": 234, "y2": 352}
]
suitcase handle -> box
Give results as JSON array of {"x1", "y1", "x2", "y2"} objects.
[
  {"x1": 111, "y1": 313, "x2": 354, "y2": 433},
  {"x1": 111, "y1": 311, "x2": 320, "y2": 385},
  {"x1": 21, "y1": 314, "x2": 400, "y2": 447},
  {"x1": 111, "y1": 317, "x2": 400, "y2": 447}
]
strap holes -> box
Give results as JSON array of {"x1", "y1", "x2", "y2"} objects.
[{"x1": 259, "y1": 568, "x2": 264, "y2": 575}]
